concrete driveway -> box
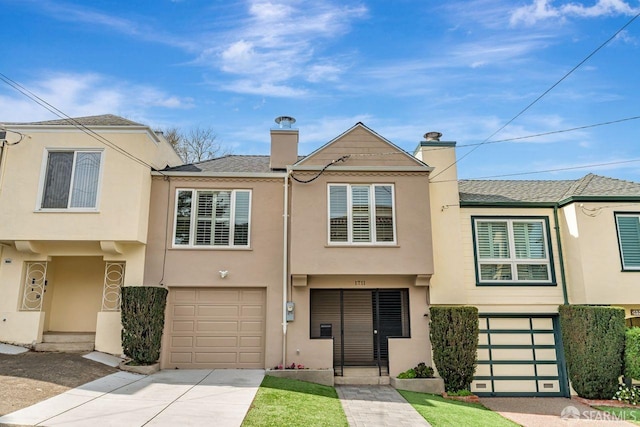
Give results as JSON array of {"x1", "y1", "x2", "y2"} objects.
[
  {"x1": 480, "y1": 397, "x2": 637, "y2": 426},
  {"x1": 0, "y1": 369, "x2": 264, "y2": 427}
]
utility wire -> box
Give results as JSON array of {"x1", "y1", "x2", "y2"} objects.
[
  {"x1": 0, "y1": 72, "x2": 165, "y2": 174},
  {"x1": 290, "y1": 155, "x2": 351, "y2": 183},
  {"x1": 429, "y1": 11, "x2": 640, "y2": 181}
]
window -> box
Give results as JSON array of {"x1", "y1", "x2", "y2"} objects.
[
  {"x1": 174, "y1": 189, "x2": 251, "y2": 248},
  {"x1": 615, "y1": 213, "x2": 640, "y2": 270},
  {"x1": 473, "y1": 217, "x2": 553, "y2": 284},
  {"x1": 328, "y1": 184, "x2": 395, "y2": 244},
  {"x1": 39, "y1": 150, "x2": 103, "y2": 209}
]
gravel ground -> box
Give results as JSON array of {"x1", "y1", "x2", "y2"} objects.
[
  {"x1": 481, "y1": 397, "x2": 637, "y2": 426},
  {"x1": 0, "y1": 351, "x2": 117, "y2": 417}
]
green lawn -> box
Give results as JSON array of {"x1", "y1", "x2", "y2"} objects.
[
  {"x1": 594, "y1": 406, "x2": 640, "y2": 425},
  {"x1": 397, "y1": 390, "x2": 519, "y2": 427},
  {"x1": 241, "y1": 376, "x2": 348, "y2": 427}
]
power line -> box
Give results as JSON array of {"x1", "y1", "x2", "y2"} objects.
[
  {"x1": 0, "y1": 72, "x2": 165, "y2": 173},
  {"x1": 429, "y1": 11, "x2": 640, "y2": 181}
]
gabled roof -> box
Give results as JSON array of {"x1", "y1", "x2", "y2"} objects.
[
  {"x1": 163, "y1": 155, "x2": 306, "y2": 173},
  {"x1": 459, "y1": 173, "x2": 640, "y2": 205},
  {"x1": 6, "y1": 114, "x2": 144, "y2": 127},
  {"x1": 295, "y1": 122, "x2": 428, "y2": 168}
]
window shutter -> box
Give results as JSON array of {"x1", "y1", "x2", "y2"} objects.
[
  {"x1": 233, "y1": 191, "x2": 250, "y2": 246},
  {"x1": 516, "y1": 264, "x2": 549, "y2": 281},
  {"x1": 70, "y1": 152, "x2": 101, "y2": 208},
  {"x1": 195, "y1": 191, "x2": 213, "y2": 245},
  {"x1": 513, "y1": 222, "x2": 545, "y2": 259},
  {"x1": 477, "y1": 221, "x2": 509, "y2": 258},
  {"x1": 618, "y1": 215, "x2": 640, "y2": 268},
  {"x1": 213, "y1": 191, "x2": 231, "y2": 245},
  {"x1": 375, "y1": 185, "x2": 394, "y2": 242},
  {"x1": 329, "y1": 186, "x2": 348, "y2": 242},
  {"x1": 174, "y1": 190, "x2": 193, "y2": 245},
  {"x1": 351, "y1": 186, "x2": 371, "y2": 242}
]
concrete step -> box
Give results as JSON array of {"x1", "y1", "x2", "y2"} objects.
[
  {"x1": 335, "y1": 376, "x2": 390, "y2": 385},
  {"x1": 42, "y1": 332, "x2": 95, "y2": 343},
  {"x1": 33, "y1": 341, "x2": 95, "y2": 352},
  {"x1": 342, "y1": 367, "x2": 381, "y2": 377}
]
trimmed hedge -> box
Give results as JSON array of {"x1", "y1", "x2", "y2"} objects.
[
  {"x1": 625, "y1": 327, "x2": 640, "y2": 380},
  {"x1": 121, "y1": 286, "x2": 168, "y2": 365},
  {"x1": 558, "y1": 305, "x2": 625, "y2": 399},
  {"x1": 429, "y1": 306, "x2": 479, "y2": 392}
]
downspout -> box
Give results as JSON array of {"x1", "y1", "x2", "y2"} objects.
[
  {"x1": 282, "y1": 170, "x2": 290, "y2": 366},
  {"x1": 0, "y1": 141, "x2": 6, "y2": 196},
  {"x1": 553, "y1": 205, "x2": 569, "y2": 305}
]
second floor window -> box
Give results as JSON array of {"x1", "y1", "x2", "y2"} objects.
[
  {"x1": 615, "y1": 213, "x2": 640, "y2": 271},
  {"x1": 473, "y1": 217, "x2": 553, "y2": 284},
  {"x1": 40, "y1": 150, "x2": 103, "y2": 209},
  {"x1": 328, "y1": 184, "x2": 395, "y2": 244},
  {"x1": 174, "y1": 189, "x2": 251, "y2": 248}
]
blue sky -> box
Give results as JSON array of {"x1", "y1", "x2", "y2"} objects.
[{"x1": 1, "y1": 0, "x2": 639, "y2": 182}]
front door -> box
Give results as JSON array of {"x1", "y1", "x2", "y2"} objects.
[{"x1": 310, "y1": 289, "x2": 409, "y2": 375}]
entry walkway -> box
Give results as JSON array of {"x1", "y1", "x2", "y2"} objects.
[
  {"x1": 336, "y1": 385, "x2": 431, "y2": 427},
  {"x1": 0, "y1": 369, "x2": 264, "y2": 427}
]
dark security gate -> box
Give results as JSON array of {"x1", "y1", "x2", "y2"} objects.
[{"x1": 310, "y1": 289, "x2": 410, "y2": 376}]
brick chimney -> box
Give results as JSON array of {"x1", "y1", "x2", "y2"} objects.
[{"x1": 270, "y1": 116, "x2": 298, "y2": 170}]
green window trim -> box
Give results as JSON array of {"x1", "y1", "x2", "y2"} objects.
[
  {"x1": 472, "y1": 216, "x2": 556, "y2": 286},
  {"x1": 615, "y1": 212, "x2": 640, "y2": 271}
]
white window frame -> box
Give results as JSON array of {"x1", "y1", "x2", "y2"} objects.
[
  {"x1": 36, "y1": 148, "x2": 104, "y2": 211},
  {"x1": 327, "y1": 183, "x2": 397, "y2": 245},
  {"x1": 473, "y1": 217, "x2": 553, "y2": 285},
  {"x1": 172, "y1": 188, "x2": 252, "y2": 248}
]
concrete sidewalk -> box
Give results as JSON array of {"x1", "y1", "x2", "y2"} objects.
[
  {"x1": 337, "y1": 385, "x2": 431, "y2": 427},
  {"x1": 0, "y1": 369, "x2": 264, "y2": 427}
]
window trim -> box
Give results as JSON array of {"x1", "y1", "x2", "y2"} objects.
[
  {"x1": 327, "y1": 183, "x2": 397, "y2": 246},
  {"x1": 172, "y1": 188, "x2": 252, "y2": 249},
  {"x1": 614, "y1": 211, "x2": 640, "y2": 272},
  {"x1": 472, "y1": 216, "x2": 556, "y2": 286},
  {"x1": 36, "y1": 148, "x2": 104, "y2": 212}
]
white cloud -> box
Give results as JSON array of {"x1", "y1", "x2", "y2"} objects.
[
  {"x1": 198, "y1": 0, "x2": 367, "y2": 96},
  {"x1": 0, "y1": 72, "x2": 193, "y2": 123},
  {"x1": 510, "y1": 0, "x2": 639, "y2": 26},
  {"x1": 222, "y1": 80, "x2": 308, "y2": 97}
]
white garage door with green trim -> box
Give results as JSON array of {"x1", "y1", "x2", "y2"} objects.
[
  {"x1": 471, "y1": 315, "x2": 568, "y2": 397},
  {"x1": 164, "y1": 287, "x2": 265, "y2": 369}
]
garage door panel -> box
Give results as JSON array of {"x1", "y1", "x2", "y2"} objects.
[
  {"x1": 494, "y1": 380, "x2": 537, "y2": 393},
  {"x1": 474, "y1": 315, "x2": 567, "y2": 397},
  {"x1": 196, "y1": 336, "x2": 238, "y2": 348},
  {"x1": 172, "y1": 320, "x2": 195, "y2": 332},
  {"x1": 491, "y1": 348, "x2": 533, "y2": 361},
  {"x1": 491, "y1": 334, "x2": 532, "y2": 345},
  {"x1": 173, "y1": 305, "x2": 196, "y2": 316},
  {"x1": 198, "y1": 305, "x2": 239, "y2": 317},
  {"x1": 198, "y1": 321, "x2": 238, "y2": 332},
  {"x1": 493, "y1": 364, "x2": 536, "y2": 377},
  {"x1": 164, "y1": 288, "x2": 265, "y2": 369},
  {"x1": 171, "y1": 336, "x2": 194, "y2": 348}
]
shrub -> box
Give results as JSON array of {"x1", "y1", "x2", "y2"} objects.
[
  {"x1": 613, "y1": 384, "x2": 639, "y2": 405},
  {"x1": 429, "y1": 306, "x2": 479, "y2": 392},
  {"x1": 625, "y1": 328, "x2": 640, "y2": 380},
  {"x1": 397, "y1": 362, "x2": 434, "y2": 379},
  {"x1": 121, "y1": 286, "x2": 168, "y2": 365},
  {"x1": 558, "y1": 305, "x2": 625, "y2": 399}
]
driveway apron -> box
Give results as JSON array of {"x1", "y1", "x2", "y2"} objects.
[
  {"x1": 336, "y1": 385, "x2": 430, "y2": 427},
  {"x1": 480, "y1": 397, "x2": 636, "y2": 427},
  {"x1": 0, "y1": 369, "x2": 264, "y2": 427}
]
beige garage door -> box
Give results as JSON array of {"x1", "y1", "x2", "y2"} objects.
[
  {"x1": 471, "y1": 315, "x2": 568, "y2": 397},
  {"x1": 164, "y1": 288, "x2": 265, "y2": 369}
]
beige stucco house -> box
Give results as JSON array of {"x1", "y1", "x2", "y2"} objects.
[
  {"x1": 0, "y1": 115, "x2": 182, "y2": 354},
  {"x1": 419, "y1": 139, "x2": 640, "y2": 396}
]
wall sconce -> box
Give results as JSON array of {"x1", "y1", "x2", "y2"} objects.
[{"x1": 219, "y1": 270, "x2": 228, "y2": 279}]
